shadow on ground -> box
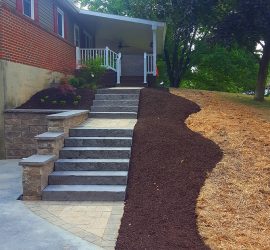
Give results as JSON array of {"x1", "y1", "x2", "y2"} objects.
[{"x1": 116, "y1": 88, "x2": 223, "y2": 250}]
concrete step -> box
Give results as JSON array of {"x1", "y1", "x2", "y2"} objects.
[
  {"x1": 65, "y1": 137, "x2": 132, "y2": 147},
  {"x1": 42, "y1": 185, "x2": 126, "y2": 201},
  {"x1": 48, "y1": 171, "x2": 128, "y2": 185},
  {"x1": 59, "y1": 147, "x2": 131, "y2": 159},
  {"x1": 69, "y1": 128, "x2": 134, "y2": 137},
  {"x1": 95, "y1": 94, "x2": 139, "y2": 100},
  {"x1": 91, "y1": 106, "x2": 138, "y2": 112},
  {"x1": 90, "y1": 112, "x2": 137, "y2": 119},
  {"x1": 93, "y1": 100, "x2": 139, "y2": 106},
  {"x1": 97, "y1": 88, "x2": 141, "y2": 94},
  {"x1": 55, "y1": 159, "x2": 130, "y2": 171}
]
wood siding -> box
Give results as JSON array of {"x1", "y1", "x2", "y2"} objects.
[
  {"x1": 38, "y1": 0, "x2": 54, "y2": 31},
  {"x1": 3, "y1": 0, "x2": 16, "y2": 8}
]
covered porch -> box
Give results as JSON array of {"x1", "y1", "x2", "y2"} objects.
[{"x1": 75, "y1": 10, "x2": 166, "y2": 85}]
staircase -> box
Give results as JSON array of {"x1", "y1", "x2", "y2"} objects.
[{"x1": 42, "y1": 87, "x2": 141, "y2": 201}]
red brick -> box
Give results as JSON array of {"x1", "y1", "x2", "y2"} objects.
[{"x1": 0, "y1": 6, "x2": 75, "y2": 74}]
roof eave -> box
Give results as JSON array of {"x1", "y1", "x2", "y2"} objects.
[
  {"x1": 65, "y1": 0, "x2": 80, "y2": 13},
  {"x1": 79, "y1": 9, "x2": 165, "y2": 28}
]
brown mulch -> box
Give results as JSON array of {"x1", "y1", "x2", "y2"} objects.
[
  {"x1": 116, "y1": 88, "x2": 223, "y2": 250},
  {"x1": 17, "y1": 87, "x2": 95, "y2": 110}
]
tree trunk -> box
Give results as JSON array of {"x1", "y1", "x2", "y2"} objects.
[{"x1": 255, "y1": 41, "x2": 270, "y2": 101}]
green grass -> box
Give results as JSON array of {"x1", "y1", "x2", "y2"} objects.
[{"x1": 221, "y1": 92, "x2": 270, "y2": 109}]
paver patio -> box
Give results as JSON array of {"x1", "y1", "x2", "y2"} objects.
[{"x1": 0, "y1": 160, "x2": 124, "y2": 250}]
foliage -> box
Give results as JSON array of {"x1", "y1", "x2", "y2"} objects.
[
  {"x1": 182, "y1": 43, "x2": 258, "y2": 92},
  {"x1": 58, "y1": 83, "x2": 76, "y2": 96},
  {"x1": 214, "y1": 0, "x2": 270, "y2": 101},
  {"x1": 70, "y1": 58, "x2": 106, "y2": 90},
  {"x1": 75, "y1": 0, "x2": 161, "y2": 19},
  {"x1": 156, "y1": 58, "x2": 170, "y2": 87}
]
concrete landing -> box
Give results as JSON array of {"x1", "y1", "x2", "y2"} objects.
[{"x1": 79, "y1": 118, "x2": 137, "y2": 129}]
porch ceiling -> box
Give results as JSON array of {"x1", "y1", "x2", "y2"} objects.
[{"x1": 78, "y1": 10, "x2": 166, "y2": 54}]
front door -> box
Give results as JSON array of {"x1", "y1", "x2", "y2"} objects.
[{"x1": 121, "y1": 54, "x2": 144, "y2": 76}]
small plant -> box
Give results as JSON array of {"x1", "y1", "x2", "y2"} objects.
[
  {"x1": 40, "y1": 98, "x2": 45, "y2": 103},
  {"x1": 60, "y1": 100, "x2": 66, "y2": 105},
  {"x1": 58, "y1": 76, "x2": 76, "y2": 96},
  {"x1": 44, "y1": 96, "x2": 49, "y2": 100},
  {"x1": 75, "y1": 95, "x2": 82, "y2": 101},
  {"x1": 73, "y1": 100, "x2": 79, "y2": 106},
  {"x1": 88, "y1": 82, "x2": 97, "y2": 90},
  {"x1": 75, "y1": 58, "x2": 106, "y2": 89},
  {"x1": 51, "y1": 100, "x2": 57, "y2": 104},
  {"x1": 68, "y1": 77, "x2": 85, "y2": 88}
]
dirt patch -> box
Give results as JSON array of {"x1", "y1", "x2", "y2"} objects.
[
  {"x1": 116, "y1": 88, "x2": 223, "y2": 250},
  {"x1": 171, "y1": 89, "x2": 270, "y2": 249},
  {"x1": 17, "y1": 87, "x2": 95, "y2": 110}
]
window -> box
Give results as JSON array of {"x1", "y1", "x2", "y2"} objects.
[
  {"x1": 57, "y1": 8, "x2": 64, "y2": 38},
  {"x1": 83, "y1": 31, "x2": 92, "y2": 48},
  {"x1": 23, "y1": 0, "x2": 34, "y2": 19},
  {"x1": 74, "y1": 25, "x2": 80, "y2": 47}
]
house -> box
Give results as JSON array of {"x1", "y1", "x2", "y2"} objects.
[{"x1": 0, "y1": 0, "x2": 166, "y2": 158}]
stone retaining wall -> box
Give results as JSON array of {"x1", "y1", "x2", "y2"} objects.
[
  {"x1": 4, "y1": 110, "x2": 60, "y2": 159},
  {"x1": 4, "y1": 109, "x2": 89, "y2": 159}
]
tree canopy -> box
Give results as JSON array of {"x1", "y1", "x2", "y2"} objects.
[{"x1": 214, "y1": 0, "x2": 270, "y2": 100}]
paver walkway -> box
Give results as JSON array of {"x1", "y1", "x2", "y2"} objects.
[{"x1": 0, "y1": 160, "x2": 123, "y2": 250}]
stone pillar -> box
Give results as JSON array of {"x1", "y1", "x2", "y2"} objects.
[{"x1": 20, "y1": 155, "x2": 57, "y2": 200}]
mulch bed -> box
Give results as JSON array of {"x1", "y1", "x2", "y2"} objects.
[
  {"x1": 17, "y1": 87, "x2": 95, "y2": 110},
  {"x1": 116, "y1": 88, "x2": 223, "y2": 250}
]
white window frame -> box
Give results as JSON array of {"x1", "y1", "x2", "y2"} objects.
[
  {"x1": 23, "y1": 0, "x2": 34, "y2": 20},
  {"x1": 83, "y1": 30, "x2": 92, "y2": 48},
  {"x1": 74, "y1": 24, "x2": 80, "y2": 47},
  {"x1": 57, "y1": 7, "x2": 65, "y2": 38}
]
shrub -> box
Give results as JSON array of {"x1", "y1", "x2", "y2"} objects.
[{"x1": 71, "y1": 58, "x2": 106, "y2": 90}]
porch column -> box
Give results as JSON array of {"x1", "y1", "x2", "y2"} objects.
[
  {"x1": 76, "y1": 47, "x2": 81, "y2": 69},
  {"x1": 152, "y1": 25, "x2": 157, "y2": 76}
]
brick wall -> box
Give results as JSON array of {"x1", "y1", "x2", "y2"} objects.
[
  {"x1": 0, "y1": 5, "x2": 76, "y2": 74},
  {"x1": 4, "y1": 111, "x2": 53, "y2": 159}
]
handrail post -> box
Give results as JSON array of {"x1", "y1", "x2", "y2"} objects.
[
  {"x1": 144, "y1": 52, "x2": 147, "y2": 84},
  {"x1": 76, "y1": 47, "x2": 81, "y2": 69},
  {"x1": 105, "y1": 46, "x2": 109, "y2": 67},
  {"x1": 152, "y1": 25, "x2": 157, "y2": 76},
  {"x1": 117, "y1": 53, "x2": 121, "y2": 84}
]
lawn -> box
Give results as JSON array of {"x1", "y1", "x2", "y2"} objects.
[
  {"x1": 171, "y1": 88, "x2": 270, "y2": 249},
  {"x1": 221, "y1": 92, "x2": 270, "y2": 121}
]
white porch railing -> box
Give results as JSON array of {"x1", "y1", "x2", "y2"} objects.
[
  {"x1": 144, "y1": 53, "x2": 155, "y2": 84},
  {"x1": 116, "y1": 52, "x2": 122, "y2": 84},
  {"x1": 76, "y1": 46, "x2": 122, "y2": 84}
]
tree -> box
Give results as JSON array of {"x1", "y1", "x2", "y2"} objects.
[
  {"x1": 183, "y1": 42, "x2": 258, "y2": 92},
  {"x1": 162, "y1": 0, "x2": 228, "y2": 87},
  {"x1": 215, "y1": 0, "x2": 270, "y2": 101}
]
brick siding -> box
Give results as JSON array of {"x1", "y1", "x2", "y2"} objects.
[{"x1": 0, "y1": 5, "x2": 76, "y2": 74}]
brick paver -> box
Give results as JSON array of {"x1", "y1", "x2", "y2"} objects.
[{"x1": 24, "y1": 201, "x2": 124, "y2": 250}]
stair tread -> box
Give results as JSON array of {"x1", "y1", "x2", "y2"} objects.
[
  {"x1": 67, "y1": 137, "x2": 132, "y2": 140},
  {"x1": 90, "y1": 112, "x2": 137, "y2": 114},
  {"x1": 71, "y1": 128, "x2": 133, "y2": 130},
  {"x1": 56, "y1": 159, "x2": 129, "y2": 163},
  {"x1": 92, "y1": 105, "x2": 138, "y2": 108},
  {"x1": 61, "y1": 147, "x2": 131, "y2": 150},
  {"x1": 50, "y1": 171, "x2": 128, "y2": 176},
  {"x1": 44, "y1": 185, "x2": 126, "y2": 192}
]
